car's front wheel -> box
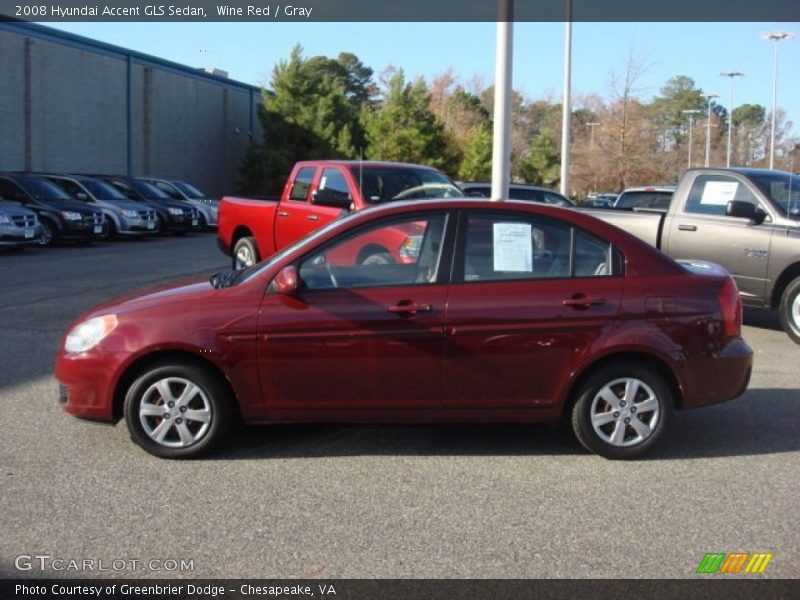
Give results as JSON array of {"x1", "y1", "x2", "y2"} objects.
[
  {"x1": 778, "y1": 276, "x2": 800, "y2": 344},
  {"x1": 571, "y1": 362, "x2": 673, "y2": 459},
  {"x1": 124, "y1": 362, "x2": 231, "y2": 458}
]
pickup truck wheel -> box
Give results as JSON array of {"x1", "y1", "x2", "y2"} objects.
[
  {"x1": 359, "y1": 251, "x2": 393, "y2": 266},
  {"x1": 779, "y1": 277, "x2": 800, "y2": 344},
  {"x1": 233, "y1": 237, "x2": 259, "y2": 270},
  {"x1": 571, "y1": 362, "x2": 673, "y2": 459},
  {"x1": 38, "y1": 219, "x2": 56, "y2": 247},
  {"x1": 123, "y1": 362, "x2": 231, "y2": 459}
]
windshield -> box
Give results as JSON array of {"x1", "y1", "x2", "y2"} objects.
[
  {"x1": 174, "y1": 181, "x2": 207, "y2": 198},
  {"x1": 130, "y1": 179, "x2": 171, "y2": 200},
  {"x1": 749, "y1": 172, "x2": 800, "y2": 218},
  {"x1": 81, "y1": 179, "x2": 128, "y2": 201},
  {"x1": 17, "y1": 177, "x2": 73, "y2": 201},
  {"x1": 615, "y1": 191, "x2": 672, "y2": 210},
  {"x1": 349, "y1": 166, "x2": 463, "y2": 203}
]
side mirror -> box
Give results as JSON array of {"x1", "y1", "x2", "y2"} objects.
[
  {"x1": 312, "y1": 189, "x2": 351, "y2": 209},
  {"x1": 272, "y1": 265, "x2": 298, "y2": 295},
  {"x1": 726, "y1": 200, "x2": 766, "y2": 224}
]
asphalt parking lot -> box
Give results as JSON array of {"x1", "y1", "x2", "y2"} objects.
[{"x1": 1, "y1": 235, "x2": 798, "y2": 579}]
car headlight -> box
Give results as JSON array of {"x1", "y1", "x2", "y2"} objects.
[
  {"x1": 168, "y1": 207, "x2": 183, "y2": 216},
  {"x1": 64, "y1": 315, "x2": 118, "y2": 354},
  {"x1": 0, "y1": 214, "x2": 10, "y2": 224},
  {"x1": 121, "y1": 209, "x2": 138, "y2": 218},
  {"x1": 61, "y1": 211, "x2": 82, "y2": 221}
]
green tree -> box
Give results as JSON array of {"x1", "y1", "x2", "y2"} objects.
[
  {"x1": 362, "y1": 70, "x2": 457, "y2": 172},
  {"x1": 458, "y1": 124, "x2": 493, "y2": 180},
  {"x1": 518, "y1": 132, "x2": 561, "y2": 187}
]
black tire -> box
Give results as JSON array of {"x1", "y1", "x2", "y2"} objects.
[
  {"x1": 38, "y1": 219, "x2": 57, "y2": 247},
  {"x1": 779, "y1": 276, "x2": 800, "y2": 344},
  {"x1": 101, "y1": 219, "x2": 117, "y2": 241},
  {"x1": 123, "y1": 362, "x2": 232, "y2": 459},
  {"x1": 571, "y1": 362, "x2": 673, "y2": 459},
  {"x1": 233, "y1": 236, "x2": 259, "y2": 270}
]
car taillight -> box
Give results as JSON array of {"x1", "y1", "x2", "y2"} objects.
[{"x1": 718, "y1": 277, "x2": 742, "y2": 338}]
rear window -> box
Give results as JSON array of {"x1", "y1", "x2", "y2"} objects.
[{"x1": 615, "y1": 191, "x2": 672, "y2": 210}]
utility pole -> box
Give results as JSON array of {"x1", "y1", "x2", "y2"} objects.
[
  {"x1": 761, "y1": 31, "x2": 794, "y2": 170},
  {"x1": 702, "y1": 93, "x2": 719, "y2": 167},
  {"x1": 559, "y1": 0, "x2": 573, "y2": 198},
  {"x1": 490, "y1": 0, "x2": 514, "y2": 200}
]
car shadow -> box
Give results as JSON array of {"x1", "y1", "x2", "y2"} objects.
[
  {"x1": 743, "y1": 306, "x2": 783, "y2": 332},
  {"x1": 213, "y1": 388, "x2": 799, "y2": 461}
]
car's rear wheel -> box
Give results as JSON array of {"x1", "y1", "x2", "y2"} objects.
[
  {"x1": 124, "y1": 362, "x2": 231, "y2": 458},
  {"x1": 571, "y1": 362, "x2": 673, "y2": 459},
  {"x1": 778, "y1": 276, "x2": 800, "y2": 344},
  {"x1": 233, "y1": 236, "x2": 259, "y2": 270}
]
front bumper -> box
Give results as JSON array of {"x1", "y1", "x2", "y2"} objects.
[
  {"x1": 0, "y1": 223, "x2": 42, "y2": 246},
  {"x1": 56, "y1": 348, "x2": 126, "y2": 421},
  {"x1": 117, "y1": 217, "x2": 158, "y2": 235},
  {"x1": 61, "y1": 220, "x2": 106, "y2": 240}
]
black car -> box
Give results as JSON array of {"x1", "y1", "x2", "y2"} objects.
[
  {"x1": 86, "y1": 175, "x2": 200, "y2": 235},
  {"x1": 0, "y1": 174, "x2": 105, "y2": 246}
]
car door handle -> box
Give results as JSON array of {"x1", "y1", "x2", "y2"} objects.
[
  {"x1": 277, "y1": 210, "x2": 290, "y2": 218},
  {"x1": 562, "y1": 295, "x2": 605, "y2": 309},
  {"x1": 307, "y1": 214, "x2": 320, "y2": 221},
  {"x1": 387, "y1": 302, "x2": 432, "y2": 316},
  {"x1": 678, "y1": 224, "x2": 697, "y2": 231}
]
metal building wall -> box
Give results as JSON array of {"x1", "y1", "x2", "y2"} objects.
[{"x1": 0, "y1": 23, "x2": 262, "y2": 197}]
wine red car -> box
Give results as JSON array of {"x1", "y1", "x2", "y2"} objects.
[{"x1": 55, "y1": 199, "x2": 753, "y2": 459}]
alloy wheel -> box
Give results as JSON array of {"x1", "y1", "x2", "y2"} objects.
[
  {"x1": 138, "y1": 377, "x2": 212, "y2": 448},
  {"x1": 589, "y1": 377, "x2": 661, "y2": 447}
]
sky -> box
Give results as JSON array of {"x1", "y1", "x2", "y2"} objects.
[{"x1": 47, "y1": 21, "x2": 800, "y2": 132}]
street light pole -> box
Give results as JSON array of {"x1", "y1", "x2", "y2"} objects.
[
  {"x1": 490, "y1": 0, "x2": 514, "y2": 200},
  {"x1": 559, "y1": 0, "x2": 573, "y2": 198},
  {"x1": 720, "y1": 70, "x2": 744, "y2": 167},
  {"x1": 702, "y1": 93, "x2": 719, "y2": 167},
  {"x1": 761, "y1": 31, "x2": 794, "y2": 170},
  {"x1": 587, "y1": 122, "x2": 599, "y2": 150},
  {"x1": 682, "y1": 109, "x2": 702, "y2": 168}
]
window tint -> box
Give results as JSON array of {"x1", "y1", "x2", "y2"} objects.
[
  {"x1": 152, "y1": 181, "x2": 183, "y2": 199},
  {"x1": 289, "y1": 167, "x2": 316, "y2": 201},
  {"x1": 616, "y1": 191, "x2": 672, "y2": 210},
  {"x1": 543, "y1": 191, "x2": 573, "y2": 206},
  {"x1": 0, "y1": 179, "x2": 27, "y2": 202},
  {"x1": 509, "y1": 187, "x2": 543, "y2": 202},
  {"x1": 685, "y1": 175, "x2": 761, "y2": 216},
  {"x1": 106, "y1": 180, "x2": 138, "y2": 200},
  {"x1": 461, "y1": 213, "x2": 619, "y2": 282},
  {"x1": 319, "y1": 168, "x2": 351, "y2": 200},
  {"x1": 48, "y1": 178, "x2": 83, "y2": 198},
  {"x1": 299, "y1": 214, "x2": 448, "y2": 290},
  {"x1": 463, "y1": 186, "x2": 490, "y2": 198}
]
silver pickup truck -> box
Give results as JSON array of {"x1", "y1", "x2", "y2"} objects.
[{"x1": 587, "y1": 167, "x2": 800, "y2": 343}]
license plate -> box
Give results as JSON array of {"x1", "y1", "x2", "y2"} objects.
[
  {"x1": 147, "y1": 221, "x2": 155, "y2": 230},
  {"x1": 94, "y1": 225, "x2": 103, "y2": 234},
  {"x1": 24, "y1": 229, "x2": 34, "y2": 239},
  {"x1": 192, "y1": 219, "x2": 198, "y2": 226}
]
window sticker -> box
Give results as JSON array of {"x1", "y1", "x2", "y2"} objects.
[
  {"x1": 493, "y1": 222, "x2": 533, "y2": 272},
  {"x1": 701, "y1": 181, "x2": 738, "y2": 205}
]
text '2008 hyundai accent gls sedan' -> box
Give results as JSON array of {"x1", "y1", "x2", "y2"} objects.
[{"x1": 55, "y1": 200, "x2": 753, "y2": 459}]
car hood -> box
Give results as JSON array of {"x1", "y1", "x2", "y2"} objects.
[
  {"x1": 38, "y1": 200, "x2": 102, "y2": 215},
  {"x1": 86, "y1": 276, "x2": 215, "y2": 318},
  {"x1": 99, "y1": 199, "x2": 148, "y2": 212},
  {"x1": 0, "y1": 202, "x2": 36, "y2": 217}
]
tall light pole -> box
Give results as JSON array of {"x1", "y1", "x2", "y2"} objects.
[
  {"x1": 720, "y1": 70, "x2": 744, "y2": 167},
  {"x1": 761, "y1": 31, "x2": 795, "y2": 170},
  {"x1": 702, "y1": 93, "x2": 719, "y2": 167},
  {"x1": 587, "y1": 122, "x2": 600, "y2": 150},
  {"x1": 682, "y1": 110, "x2": 702, "y2": 168},
  {"x1": 490, "y1": 0, "x2": 514, "y2": 200},
  {"x1": 559, "y1": 0, "x2": 573, "y2": 198}
]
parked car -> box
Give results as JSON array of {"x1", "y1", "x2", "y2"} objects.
[
  {"x1": 0, "y1": 196, "x2": 42, "y2": 249},
  {"x1": 587, "y1": 168, "x2": 800, "y2": 343},
  {"x1": 139, "y1": 177, "x2": 218, "y2": 231},
  {"x1": 614, "y1": 186, "x2": 675, "y2": 210},
  {"x1": 458, "y1": 181, "x2": 575, "y2": 207},
  {"x1": 219, "y1": 160, "x2": 464, "y2": 270},
  {"x1": 44, "y1": 175, "x2": 158, "y2": 239},
  {"x1": 0, "y1": 174, "x2": 105, "y2": 246},
  {"x1": 592, "y1": 193, "x2": 618, "y2": 207},
  {"x1": 87, "y1": 175, "x2": 199, "y2": 235},
  {"x1": 56, "y1": 199, "x2": 752, "y2": 459}
]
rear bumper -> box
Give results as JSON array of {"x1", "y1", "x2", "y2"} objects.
[{"x1": 680, "y1": 337, "x2": 753, "y2": 409}]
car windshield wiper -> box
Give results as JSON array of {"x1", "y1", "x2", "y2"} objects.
[{"x1": 210, "y1": 269, "x2": 239, "y2": 289}]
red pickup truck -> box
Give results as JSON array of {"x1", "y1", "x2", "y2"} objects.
[{"x1": 218, "y1": 160, "x2": 463, "y2": 269}]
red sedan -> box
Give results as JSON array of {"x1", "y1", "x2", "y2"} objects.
[{"x1": 55, "y1": 199, "x2": 753, "y2": 459}]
